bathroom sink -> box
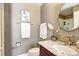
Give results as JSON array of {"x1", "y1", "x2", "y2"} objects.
[{"x1": 52, "y1": 44, "x2": 79, "y2": 56}]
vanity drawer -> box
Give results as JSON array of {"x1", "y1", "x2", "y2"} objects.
[{"x1": 40, "y1": 45, "x2": 56, "y2": 56}]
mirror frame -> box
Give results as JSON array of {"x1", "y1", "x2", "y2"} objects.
[{"x1": 58, "y1": 4, "x2": 79, "y2": 32}]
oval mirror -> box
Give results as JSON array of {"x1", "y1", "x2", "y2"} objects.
[{"x1": 59, "y1": 3, "x2": 79, "y2": 31}]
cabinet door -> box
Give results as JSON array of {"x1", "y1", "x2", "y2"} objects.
[{"x1": 40, "y1": 45, "x2": 56, "y2": 56}]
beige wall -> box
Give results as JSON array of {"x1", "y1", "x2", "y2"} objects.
[
  {"x1": 41, "y1": 3, "x2": 64, "y2": 29},
  {"x1": 0, "y1": 4, "x2": 2, "y2": 49},
  {"x1": 11, "y1": 3, "x2": 41, "y2": 56},
  {"x1": 41, "y1": 3, "x2": 79, "y2": 38},
  {"x1": 73, "y1": 5, "x2": 79, "y2": 11},
  {"x1": 0, "y1": 4, "x2": 2, "y2": 56},
  {"x1": 4, "y1": 3, "x2": 41, "y2": 56},
  {"x1": 0, "y1": 4, "x2": 4, "y2": 56}
]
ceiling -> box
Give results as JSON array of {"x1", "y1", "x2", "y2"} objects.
[
  {"x1": 60, "y1": 7, "x2": 73, "y2": 15},
  {"x1": 60, "y1": 3, "x2": 79, "y2": 15},
  {"x1": 32, "y1": 3, "x2": 79, "y2": 7},
  {"x1": 30, "y1": 3, "x2": 43, "y2": 7},
  {"x1": 61, "y1": 3, "x2": 79, "y2": 10}
]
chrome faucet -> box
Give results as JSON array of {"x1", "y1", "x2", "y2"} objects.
[{"x1": 51, "y1": 35, "x2": 57, "y2": 41}]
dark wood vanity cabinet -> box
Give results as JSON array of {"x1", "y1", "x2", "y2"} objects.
[{"x1": 40, "y1": 45, "x2": 56, "y2": 56}]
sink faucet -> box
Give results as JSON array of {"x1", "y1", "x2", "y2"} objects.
[{"x1": 51, "y1": 35, "x2": 57, "y2": 41}]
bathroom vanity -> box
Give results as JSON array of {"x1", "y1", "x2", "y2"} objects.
[
  {"x1": 38, "y1": 40, "x2": 56, "y2": 56},
  {"x1": 39, "y1": 45, "x2": 56, "y2": 56},
  {"x1": 38, "y1": 40, "x2": 79, "y2": 56}
]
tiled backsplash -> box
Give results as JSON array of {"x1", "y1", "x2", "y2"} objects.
[{"x1": 51, "y1": 29, "x2": 79, "y2": 47}]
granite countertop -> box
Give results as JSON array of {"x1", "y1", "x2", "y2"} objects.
[{"x1": 38, "y1": 40, "x2": 79, "y2": 56}]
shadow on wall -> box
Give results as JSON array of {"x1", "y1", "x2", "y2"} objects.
[{"x1": 4, "y1": 3, "x2": 11, "y2": 56}]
